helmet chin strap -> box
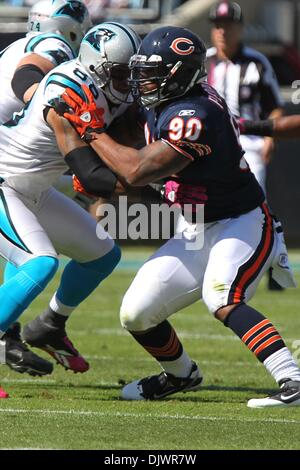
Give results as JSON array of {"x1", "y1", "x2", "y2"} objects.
[
  {"x1": 142, "y1": 68, "x2": 204, "y2": 109},
  {"x1": 186, "y1": 69, "x2": 203, "y2": 92}
]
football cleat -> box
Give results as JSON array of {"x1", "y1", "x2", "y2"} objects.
[
  {"x1": 0, "y1": 322, "x2": 53, "y2": 376},
  {"x1": 121, "y1": 361, "x2": 203, "y2": 400},
  {"x1": 248, "y1": 378, "x2": 300, "y2": 408},
  {"x1": 23, "y1": 316, "x2": 89, "y2": 373},
  {"x1": 0, "y1": 386, "x2": 9, "y2": 399}
]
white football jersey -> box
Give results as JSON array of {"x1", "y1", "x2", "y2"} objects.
[
  {"x1": 0, "y1": 33, "x2": 75, "y2": 124},
  {"x1": 0, "y1": 59, "x2": 129, "y2": 199}
]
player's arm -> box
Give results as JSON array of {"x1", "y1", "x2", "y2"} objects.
[
  {"x1": 46, "y1": 107, "x2": 119, "y2": 198},
  {"x1": 258, "y1": 55, "x2": 284, "y2": 161},
  {"x1": 52, "y1": 102, "x2": 188, "y2": 188},
  {"x1": 54, "y1": 86, "x2": 192, "y2": 186},
  {"x1": 11, "y1": 37, "x2": 75, "y2": 104},
  {"x1": 11, "y1": 54, "x2": 56, "y2": 104},
  {"x1": 261, "y1": 108, "x2": 283, "y2": 163},
  {"x1": 272, "y1": 115, "x2": 300, "y2": 138},
  {"x1": 46, "y1": 107, "x2": 161, "y2": 200},
  {"x1": 89, "y1": 135, "x2": 190, "y2": 187},
  {"x1": 241, "y1": 115, "x2": 300, "y2": 139}
]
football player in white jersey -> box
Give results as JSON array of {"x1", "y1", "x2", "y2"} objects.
[
  {"x1": 0, "y1": 0, "x2": 91, "y2": 124},
  {"x1": 0, "y1": 0, "x2": 91, "y2": 388},
  {"x1": 0, "y1": 23, "x2": 141, "y2": 379}
]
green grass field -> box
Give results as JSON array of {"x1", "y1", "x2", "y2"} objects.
[{"x1": 0, "y1": 248, "x2": 300, "y2": 450}]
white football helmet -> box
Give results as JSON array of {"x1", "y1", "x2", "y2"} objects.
[
  {"x1": 78, "y1": 22, "x2": 141, "y2": 104},
  {"x1": 27, "y1": 0, "x2": 92, "y2": 53}
]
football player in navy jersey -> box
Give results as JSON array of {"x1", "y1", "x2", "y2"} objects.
[{"x1": 55, "y1": 26, "x2": 300, "y2": 408}]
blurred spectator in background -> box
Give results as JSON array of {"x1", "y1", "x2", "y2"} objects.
[
  {"x1": 4, "y1": 0, "x2": 24, "y2": 4},
  {"x1": 206, "y1": 1, "x2": 284, "y2": 291},
  {"x1": 5, "y1": 0, "x2": 37, "y2": 5},
  {"x1": 83, "y1": 0, "x2": 107, "y2": 21}
]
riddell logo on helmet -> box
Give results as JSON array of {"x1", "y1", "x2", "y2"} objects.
[{"x1": 170, "y1": 38, "x2": 195, "y2": 55}]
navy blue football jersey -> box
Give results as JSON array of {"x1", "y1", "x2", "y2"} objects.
[{"x1": 142, "y1": 82, "x2": 265, "y2": 222}]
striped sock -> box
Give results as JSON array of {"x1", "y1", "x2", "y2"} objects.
[
  {"x1": 131, "y1": 320, "x2": 193, "y2": 377},
  {"x1": 225, "y1": 304, "x2": 286, "y2": 362},
  {"x1": 264, "y1": 347, "x2": 300, "y2": 383}
]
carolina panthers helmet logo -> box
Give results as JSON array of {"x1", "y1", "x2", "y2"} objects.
[
  {"x1": 84, "y1": 28, "x2": 116, "y2": 52},
  {"x1": 53, "y1": 1, "x2": 87, "y2": 23},
  {"x1": 170, "y1": 38, "x2": 195, "y2": 56}
]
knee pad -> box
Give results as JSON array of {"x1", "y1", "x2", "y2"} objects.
[
  {"x1": 202, "y1": 278, "x2": 231, "y2": 315},
  {"x1": 120, "y1": 300, "x2": 152, "y2": 332},
  {"x1": 3, "y1": 262, "x2": 19, "y2": 282},
  {"x1": 120, "y1": 277, "x2": 165, "y2": 332},
  {"x1": 21, "y1": 256, "x2": 59, "y2": 290}
]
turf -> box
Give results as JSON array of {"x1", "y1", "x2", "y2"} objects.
[{"x1": 0, "y1": 248, "x2": 300, "y2": 450}]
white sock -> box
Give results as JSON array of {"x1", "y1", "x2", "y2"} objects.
[
  {"x1": 160, "y1": 349, "x2": 194, "y2": 377},
  {"x1": 264, "y1": 347, "x2": 300, "y2": 383},
  {"x1": 49, "y1": 293, "x2": 74, "y2": 317}
]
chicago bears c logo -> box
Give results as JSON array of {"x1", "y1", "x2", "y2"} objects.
[{"x1": 170, "y1": 38, "x2": 195, "y2": 55}]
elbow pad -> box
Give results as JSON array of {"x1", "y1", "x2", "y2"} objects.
[
  {"x1": 65, "y1": 146, "x2": 117, "y2": 198},
  {"x1": 11, "y1": 64, "x2": 45, "y2": 102},
  {"x1": 239, "y1": 118, "x2": 274, "y2": 137}
]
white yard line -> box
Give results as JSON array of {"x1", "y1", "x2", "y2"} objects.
[
  {"x1": 0, "y1": 448, "x2": 55, "y2": 450},
  {"x1": 1, "y1": 378, "x2": 57, "y2": 384},
  {"x1": 0, "y1": 408, "x2": 299, "y2": 425},
  {"x1": 71, "y1": 328, "x2": 298, "y2": 343},
  {"x1": 73, "y1": 328, "x2": 239, "y2": 341},
  {"x1": 84, "y1": 355, "x2": 259, "y2": 367}
]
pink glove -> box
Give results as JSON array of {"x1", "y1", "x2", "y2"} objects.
[
  {"x1": 238, "y1": 118, "x2": 246, "y2": 134},
  {"x1": 164, "y1": 180, "x2": 208, "y2": 210}
]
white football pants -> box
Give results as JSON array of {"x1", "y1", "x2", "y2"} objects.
[
  {"x1": 120, "y1": 204, "x2": 284, "y2": 331},
  {"x1": 0, "y1": 185, "x2": 113, "y2": 267}
]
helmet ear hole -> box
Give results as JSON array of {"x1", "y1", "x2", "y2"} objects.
[{"x1": 70, "y1": 32, "x2": 77, "y2": 42}]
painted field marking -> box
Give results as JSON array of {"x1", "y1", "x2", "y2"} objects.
[{"x1": 0, "y1": 408, "x2": 299, "y2": 425}]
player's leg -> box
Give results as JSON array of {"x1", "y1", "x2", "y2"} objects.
[
  {"x1": 23, "y1": 188, "x2": 121, "y2": 372},
  {"x1": 0, "y1": 186, "x2": 58, "y2": 376},
  {"x1": 1, "y1": 173, "x2": 79, "y2": 359},
  {"x1": 119, "y1": 229, "x2": 208, "y2": 400},
  {"x1": 202, "y1": 203, "x2": 300, "y2": 407}
]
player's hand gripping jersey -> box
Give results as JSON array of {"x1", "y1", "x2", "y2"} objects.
[
  {"x1": 0, "y1": 59, "x2": 128, "y2": 199},
  {"x1": 143, "y1": 82, "x2": 265, "y2": 222},
  {"x1": 54, "y1": 84, "x2": 106, "y2": 139},
  {"x1": 0, "y1": 33, "x2": 76, "y2": 124}
]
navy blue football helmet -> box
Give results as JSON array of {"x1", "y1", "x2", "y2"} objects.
[{"x1": 128, "y1": 26, "x2": 207, "y2": 108}]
